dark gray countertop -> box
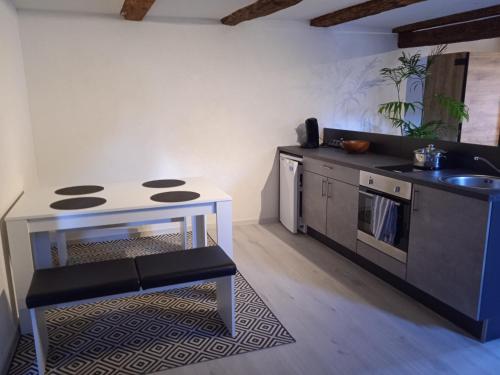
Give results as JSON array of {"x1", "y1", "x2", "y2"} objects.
[{"x1": 278, "y1": 145, "x2": 500, "y2": 202}]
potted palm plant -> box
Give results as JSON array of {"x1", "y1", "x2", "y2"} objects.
[{"x1": 378, "y1": 45, "x2": 469, "y2": 139}]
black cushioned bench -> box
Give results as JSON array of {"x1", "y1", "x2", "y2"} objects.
[
  {"x1": 26, "y1": 246, "x2": 236, "y2": 375},
  {"x1": 136, "y1": 246, "x2": 236, "y2": 289},
  {"x1": 26, "y1": 258, "x2": 140, "y2": 309}
]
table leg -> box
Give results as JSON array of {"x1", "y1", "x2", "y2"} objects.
[
  {"x1": 56, "y1": 231, "x2": 68, "y2": 266},
  {"x1": 192, "y1": 215, "x2": 207, "y2": 249},
  {"x1": 216, "y1": 201, "x2": 233, "y2": 258},
  {"x1": 7, "y1": 220, "x2": 36, "y2": 333},
  {"x1": 180, "y1": 217, "x2": 188, "y2": 249},
  {"x1": 31, "y1": 232, "x2": 52, "y2": 269}
]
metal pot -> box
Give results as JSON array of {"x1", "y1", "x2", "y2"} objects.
[{"x1": 413, "y1": 144, "x2": 447, "y2": 170}]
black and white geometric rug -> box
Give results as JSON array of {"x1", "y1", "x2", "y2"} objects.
[{"x1": 8, "y1": 233, "x2": 295, "y2": 375}]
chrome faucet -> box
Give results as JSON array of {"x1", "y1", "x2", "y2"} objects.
[{"x1": 474, "y1": 156, "x2": 500, "y2": 175}]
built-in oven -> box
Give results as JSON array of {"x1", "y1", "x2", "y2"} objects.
[{"x1": 357, "y1": 171, "x2": 412, "y2": 263}]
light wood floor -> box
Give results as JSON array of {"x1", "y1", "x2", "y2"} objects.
[{"x1": 158, "y1": 223, "x2": 500, "y2": 375}]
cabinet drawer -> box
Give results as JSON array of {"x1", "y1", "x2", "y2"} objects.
[
  {"x1": 357, "y1": 241, "x2": 407, "y2": 279},
  {"x1": 303, "y1": 157, "x2": 359, "y2": 186}
]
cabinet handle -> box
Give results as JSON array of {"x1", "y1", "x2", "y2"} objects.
[
  {"x1": 413, "y1": 189, "x2": 419, "y2": 211},
  {"x1": 327, "y1": 181, "x2": 333, "y2": 198},
  {"x1": 322, "y1": 180, "x2": 327, "y2": 196}
]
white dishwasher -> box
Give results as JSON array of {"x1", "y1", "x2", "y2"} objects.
[{"x1": 279, "y1": 153, "x2": 304, "y2": 233}]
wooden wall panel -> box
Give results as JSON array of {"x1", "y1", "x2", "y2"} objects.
[
  {"x1": 422, "y1": 52, "x2": 468, "y2": 142},
  {"x1": 461, "y1": 53, "x2": 500, "y2": 146}
]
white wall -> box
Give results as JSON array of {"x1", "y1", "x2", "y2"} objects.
[
  {"x1": 18, "y1": 9, "x2": 500, "y2": 224},
  {"x1": 0, "y1": 0, "x2": 37, "y2": 370},
  {"x1": 447, "y1": 38, "x2": 500, "y2": 53},
  {"x1": 18, "y1": 11, "x2": 398, "y2": 222},
  {"x1": 326, "y1": 31, "x2": 401, "y2": 136}
]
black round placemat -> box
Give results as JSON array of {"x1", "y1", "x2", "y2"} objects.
[
  {"x1": 55, "y1": 185, "x2": 104, "y2": 195},
  {"x1": 50, "y1": 197, "x2": 107, "y2": 210},
  {"x1": 150, "y1": 191, "x2": 200, "y2": 203},
  {"x1": 142, "y1": 179, "x2": 186, "y2": 188}
]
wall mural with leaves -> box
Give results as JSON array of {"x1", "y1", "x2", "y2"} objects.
[{"x1": 327, "y1": 54, "x2": 401, "y2": 136}]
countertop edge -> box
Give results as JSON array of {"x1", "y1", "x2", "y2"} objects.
[{"x1": 278, "y1": 146, "x2": 499, "y2": 202}]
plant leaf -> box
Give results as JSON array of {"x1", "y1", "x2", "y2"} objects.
[{"x1": 435, "y1": 94, "x2": 470, "y2": 122}]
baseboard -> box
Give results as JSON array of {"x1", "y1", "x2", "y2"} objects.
[
  {"x1": 231, "y1": 217, "x2": 278, "y2": 226},
  {"x1": 1, "y1": 329, "x2": 19, "y2": 375}
]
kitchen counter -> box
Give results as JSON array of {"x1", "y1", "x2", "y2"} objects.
[{"x1": 279, "y1": 145, "x2": 500, "y2": 202}]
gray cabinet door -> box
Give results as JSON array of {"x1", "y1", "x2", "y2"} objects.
[
  {"x1": 407, "y1": 184, "x2": 489, "y2": 319},
  {"x1": 303, "y1": 171, "x2": 327, "y2": 234},
  {"x1": 326, "y1": 179, "x2": 358, "y2": 251}
]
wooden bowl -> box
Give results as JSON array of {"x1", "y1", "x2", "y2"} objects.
[{"x1": 341, "y1": 140, "x2": 370, "y2": 154}]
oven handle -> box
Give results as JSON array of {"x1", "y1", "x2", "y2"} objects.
[
  {"x1": 358, "y1": 190, "x2": 401, "y2": 206},
  {"x1": 359, "y1": 190, "x2": 375, "y2": 198}
]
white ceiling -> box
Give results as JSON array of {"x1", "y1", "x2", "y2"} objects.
[{"x1": 13, "y1": 0, "x2": 500, "y2": 30}]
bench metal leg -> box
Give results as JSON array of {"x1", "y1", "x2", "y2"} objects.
[
  {"x1": 56, "y1": 231, "x2": 68, "y2": 266},
  {"x1": 31, "y1": 308, "x2": 48, "y2": 375},
  {"x1": 192, "y1": 215, "x2": 207, "y2": 249},
  {"x1": 216, "y1": 276, "x2": 235, "y2": 337}
]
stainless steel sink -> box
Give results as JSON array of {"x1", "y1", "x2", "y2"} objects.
[{"x1": 440, "y1": 175, "x2": 500, "y2": 190}]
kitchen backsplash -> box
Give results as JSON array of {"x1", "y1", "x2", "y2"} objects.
[{"x1": 324, "y1": 128, "x2": 500, "y2": 174}]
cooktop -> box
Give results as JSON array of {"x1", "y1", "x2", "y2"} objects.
[{"x1": 377, "y1": 165, "x2": 426, "y2": 173}]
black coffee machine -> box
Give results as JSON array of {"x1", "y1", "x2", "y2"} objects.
[{"x1": 301, "y1": 118, "x2": 319, "y2": 149}]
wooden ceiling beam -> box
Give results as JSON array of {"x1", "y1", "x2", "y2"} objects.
[
  {"x1": 310, "y1": 0, "x2": 425, "y2": 28},
  {"x1": 221, "y1": 0, "x2": 303, "y2": 26},
  {"x1": 398, "y1": 16, "x2": 500, "y2": 48},
  {"x1": 393, "y1": 4, "x2": 500, "y2": 33},
  {"x1": 120, "y1": 0, "x2": 156, "y2": 21}
]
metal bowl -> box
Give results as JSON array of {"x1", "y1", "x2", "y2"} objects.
[{"x1": 440, "y1": 175, "x2": 500, "y2": 190}]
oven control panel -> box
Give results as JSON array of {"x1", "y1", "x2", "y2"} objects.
[{"x1": 359, "y1": 171, "x2": 412, "y2": 200}]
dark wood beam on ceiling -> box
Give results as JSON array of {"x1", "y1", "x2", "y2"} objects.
[
  {"x1": 120, "y1": 0, "x2": 156, "y2": 21},
  {"x1": 221, "y1": 0, "x2": 303, "y2": 26},
  {"x1": 393, "y1": 4, "x2": 500, "y2": 33},
  {"x1": 310, "y1": 0, "x2": 425, "y2": 28},
  {"x1": 398, "y1": 16, "x2": 500, "y2": 48}
]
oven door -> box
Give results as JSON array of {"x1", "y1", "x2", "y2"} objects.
[{"x1": 357, "y1": 188, "x2": 411, "y2": 263}]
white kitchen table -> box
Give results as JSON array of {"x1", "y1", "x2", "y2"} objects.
[{"x1": 6, "y1": 177, "x2": 233, "y2": 333}]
